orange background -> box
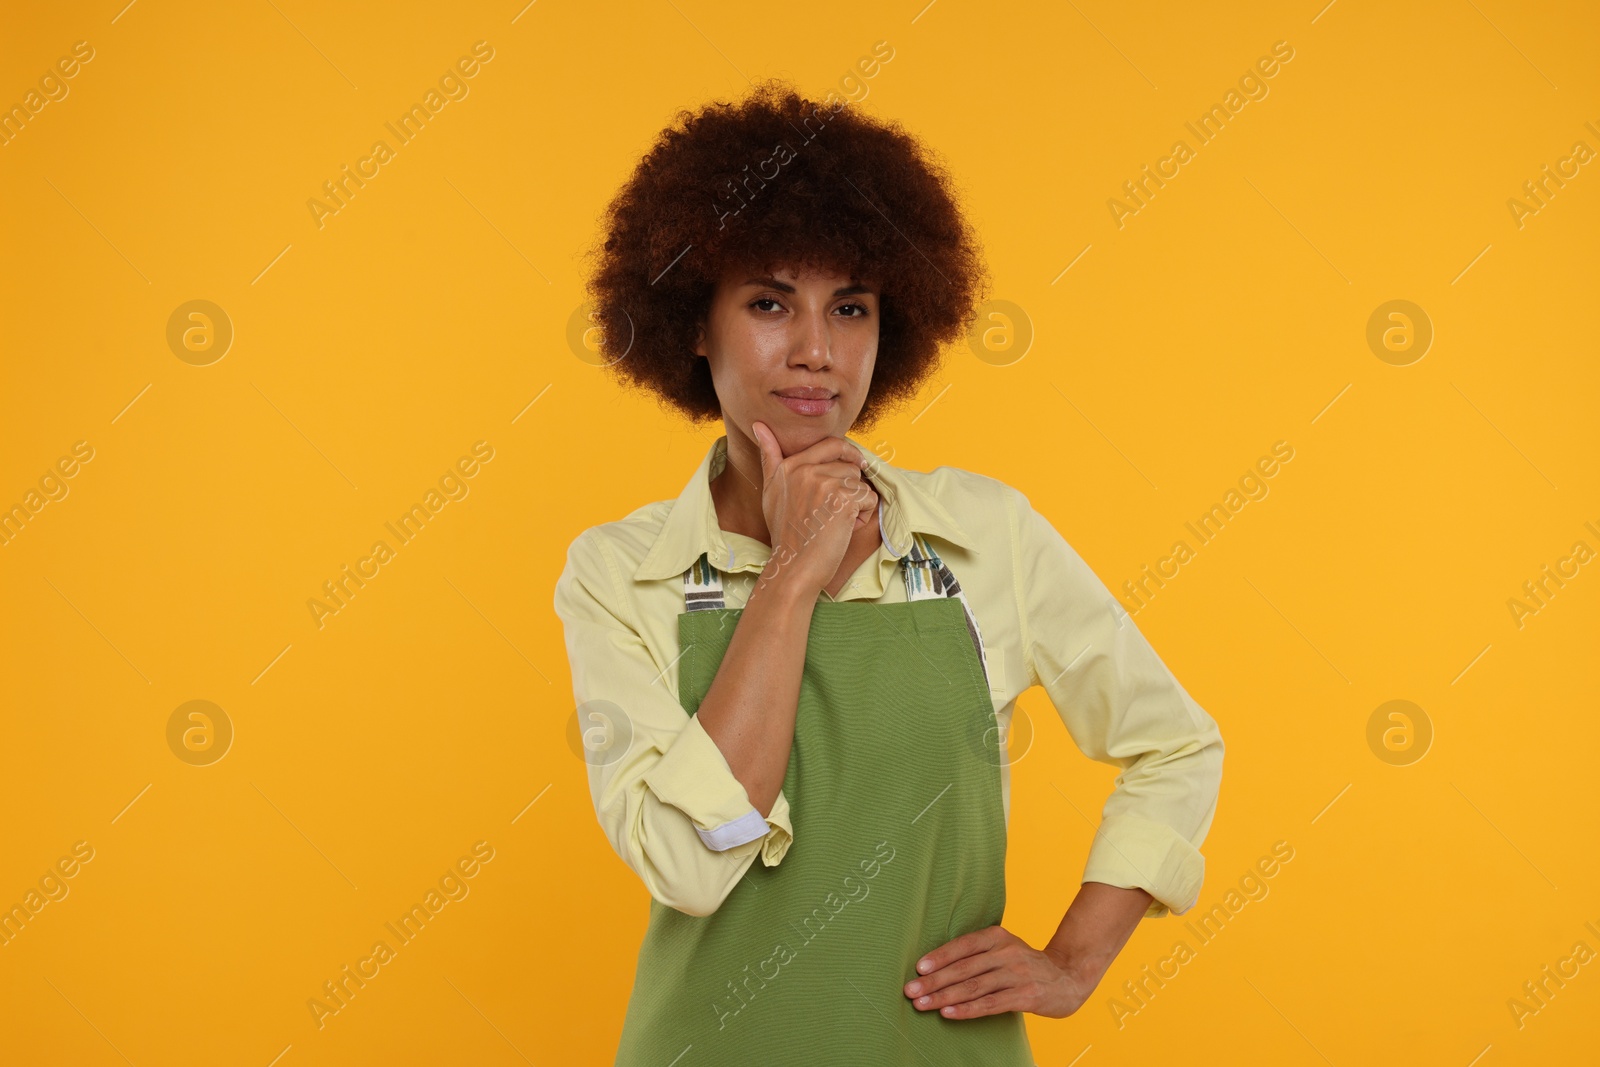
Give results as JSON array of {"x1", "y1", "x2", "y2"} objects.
[{"x1": 2, "y1": 1, "x2": 1596, "y2": 1064}]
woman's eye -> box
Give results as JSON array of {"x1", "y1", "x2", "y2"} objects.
[{"x1": 748, "y1": 298, "x2": 869, "y2": 316}]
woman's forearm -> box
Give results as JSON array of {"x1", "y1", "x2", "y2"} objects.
[
  {"x1": 691, "y1": 560, "x2": 817, "y2": 817},
  {"x1": 1044, "y1": 881, "x2": 1154, "y2": 987}
]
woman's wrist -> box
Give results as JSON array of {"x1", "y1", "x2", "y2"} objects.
[
  {"x1": 752, "y1": 546, "x2": 821, "y2": 608},
  {"x1": 1044, "y1": 882, "x2": 1154, "y2": 987}
]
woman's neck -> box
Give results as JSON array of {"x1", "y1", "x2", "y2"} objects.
[{"x1": 709, "y1": 428, "x2": 770, "y2": 545}]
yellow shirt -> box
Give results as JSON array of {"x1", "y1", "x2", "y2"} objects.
[{"x1": 553, "y1": 433, "x2": 1224, "y2": 919}]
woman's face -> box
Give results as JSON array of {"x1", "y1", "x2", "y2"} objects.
[{"x1": 694, "y1": 262, "x2": 879, "y2": 457}]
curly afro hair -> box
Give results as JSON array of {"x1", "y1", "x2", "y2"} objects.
[{"x1": 581, "y1": 77, "x2": 990, "y2": 431}]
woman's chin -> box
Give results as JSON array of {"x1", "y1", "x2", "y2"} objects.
[
  {"x1": 774, "y1": 425, "x2": 835, "y2": 456},
  {"x1": 741, "y1": 410, "x2": 850, "y2": 459}
]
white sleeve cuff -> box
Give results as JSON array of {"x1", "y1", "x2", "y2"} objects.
[{"x1": 694, "y1": 807, "x2": 773, "y2": 851}]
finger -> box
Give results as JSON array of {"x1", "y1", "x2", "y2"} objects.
[
  {"x1": 801, "y1": 464, "x2": 877, "y2": 507},
  {"x1": 824, "y1": 471, "x2": 876, "y2": 523},
  {"x1": 815, "y1": 463, "x2": 877, "y2": 493},
  {"x1": 854, "y1": 498, "x2": 878, "y2": 528},
  {"x1": 913, "y1": 926, "x2": 1003, "y2": 978},
  {"x1": 937, "y1": 987, "x2": 1028, "y2": 1020},
  {"x1": 905, "y1": 950, "x2": 996, "y2": 1000},
  {"x1": 751, "y1": 421, "x2": 783, "y2": 480},
  {"x1": 786, "y1": 434, "x2": 866, "y2": 470},
  {"x1": 911, "y1": 967, "x2": 1010, "y2": 1013},
  {"x1": 851, "y1": 469, "x2": 879, "y2": 509},
  {"x1": 771, "y1": 464, "x2": 866, "y2": 523},
  {"x1": 853, "y1": 487, "x2": 879, "y2": 528},
  {"x1": 808, "y1": 460, "x2": 868, "y2": 483}
]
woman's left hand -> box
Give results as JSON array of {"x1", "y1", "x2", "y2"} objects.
[{"x1": 902, "y1": 925, "x2": 1100, "y2": 1019}]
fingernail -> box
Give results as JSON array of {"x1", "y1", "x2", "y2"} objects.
[
  {"x1": 907, "y1": 982, "x2": 921, "y2": 995},
  {"x1": 917, "y1": 996, "x2": 930, "y2": 1006},
  {"x1": 918, "y1": 959, "x2": 932, "y2": 973}
]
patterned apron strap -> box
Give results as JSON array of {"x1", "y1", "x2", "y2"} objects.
[
  {"x1": 684, "y1": 551, "x2": 726, "y2": 611},
  {"x1": 682, "y1": 540, "x2": 990, "y2": 687},
  {"x1": 902, "y1": 533, "x2": 991, "y2": 689}
]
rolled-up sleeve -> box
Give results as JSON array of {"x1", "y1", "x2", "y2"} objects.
[
  {"x1": 553, "y1": 528, "x2": 793, "y2": 917},
  {"x1": 1008, "y1": 488, "x2": 1224, "y2": 918}
]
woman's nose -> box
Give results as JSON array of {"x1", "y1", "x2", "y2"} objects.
[{"x1": 790, "y1": 313, "x2": 832, "y2": 367}]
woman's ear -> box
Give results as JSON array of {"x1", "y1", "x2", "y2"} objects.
[{"x1": 693, "y1": 320, "x2": 707, "y2": 358}]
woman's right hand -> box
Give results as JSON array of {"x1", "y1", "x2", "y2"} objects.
[{"x1": 751, "y1": 420, "x2": 878, "y2": 598}]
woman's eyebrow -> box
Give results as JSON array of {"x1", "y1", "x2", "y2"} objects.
[{"x1": 741, "y1": 276, "x2": 873, "y2": 297}]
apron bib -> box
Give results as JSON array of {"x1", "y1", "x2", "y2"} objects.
[{"x1": 613, "y1": 534, "x2": 1034, "y2": 1066}]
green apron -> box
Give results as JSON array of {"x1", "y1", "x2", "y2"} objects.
[{"x1": 613, "y1": 534, "x2": 1035, "y2": 1066}]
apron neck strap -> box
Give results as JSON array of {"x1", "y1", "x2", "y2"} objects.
[
  {"x1": 683, "y1": 533, "x2": 952, "y2": 609},
  {"x1": 681, "y1": 534, "x2": 990, "y2": 686}
]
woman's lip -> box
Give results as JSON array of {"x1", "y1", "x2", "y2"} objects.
[{"x1": 773, "y1": 393, "x2": 836, "y2": 416}]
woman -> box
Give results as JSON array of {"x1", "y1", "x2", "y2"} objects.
[{"x1": 555, "y1": 80, "x2": 1224, "y2": 1065}]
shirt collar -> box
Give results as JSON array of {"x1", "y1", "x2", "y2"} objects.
[{"x1": 632, "y1": 433, "x2": 978, "y2": 582}]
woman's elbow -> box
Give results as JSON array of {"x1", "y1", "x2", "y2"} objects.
[
  {"x1": 626, "y1": 824, "x2": 745, "y2": 917},
  {"x1": 663, "y1": 888, "x2": 726, "y2": 918},
  {"x1": 640, "y1": 859, "x2": 737, "y2": 917},
  {"x1": 600, "y1": 789, "x2": 753, "y2": 917}
]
